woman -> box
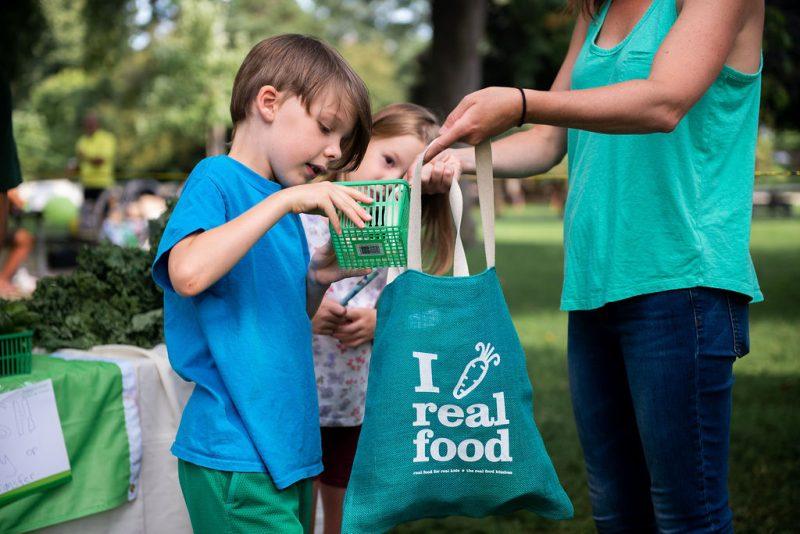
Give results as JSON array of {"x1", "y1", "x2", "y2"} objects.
[{"x1": 418, "y1": 1, "x2": 764, "y2": 531}]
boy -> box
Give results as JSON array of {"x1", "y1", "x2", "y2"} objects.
[{"x1": 151, "y1": 34, "x2": 373, "y2": 533}]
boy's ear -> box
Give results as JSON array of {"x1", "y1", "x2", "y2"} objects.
[{"x1": 254, "y1": 85, "x2": 280, "y2": 123}]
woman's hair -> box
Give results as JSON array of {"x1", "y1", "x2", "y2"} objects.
[
  {"x1": 230, "y1": 34, "x2": 371, "y2": 172},
  {"x1": 327, "y1": 103, "x2": 455, "y2": 275},
  {"x1": 568, "y1": 0, "x2": 604, "y2": 17}
]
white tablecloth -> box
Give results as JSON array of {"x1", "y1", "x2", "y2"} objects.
[{"x1": 37, "y1": 345, "x2": 194, "y2": 534}]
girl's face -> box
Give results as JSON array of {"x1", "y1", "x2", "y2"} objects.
[{"x1": 346, "y1": 135, "x2": 425, "y2": 183}]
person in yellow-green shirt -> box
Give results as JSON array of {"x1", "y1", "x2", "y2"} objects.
[{"x1": 76, "y1": 112, "x2": 116, "y2": 200}]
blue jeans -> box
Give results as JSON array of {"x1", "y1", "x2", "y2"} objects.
[{"x1": 568, "y1": 287, "x2": 750, "y2": 533}]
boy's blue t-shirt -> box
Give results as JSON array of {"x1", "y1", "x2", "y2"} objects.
[{"x1": 152, "y1": 155, "x2": 320, "y2": 489}]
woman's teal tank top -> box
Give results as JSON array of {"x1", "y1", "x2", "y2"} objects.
[{"x1": 563, "y1": 0, "x2": 763, "y2": 310}]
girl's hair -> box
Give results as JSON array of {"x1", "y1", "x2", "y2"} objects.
[{"x1": 325, "y1": 103, "x2": 455, "y2": 275}]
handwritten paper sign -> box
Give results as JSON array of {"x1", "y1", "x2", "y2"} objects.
[{"x1": 0, "y1": 379, "x2": 71, "y2": 504}]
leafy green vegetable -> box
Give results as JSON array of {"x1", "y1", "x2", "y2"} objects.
[
  {"x1": 0, "y1": 299, "x2": 37, "y2": 334},
  {"x1": 20, "y1": 197, "x2": 176, "y2": 351},
  {"x1": 28, "y1": 243, "x2": 163, "y2": 351}
]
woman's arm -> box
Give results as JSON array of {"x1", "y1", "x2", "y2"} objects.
[
  {"x1": 464, "y1": 10, "x2": 589, "y2": 178},
  {"x1": 522, "y1": 0, "x2": 753, "y2": 133},
  {"x1": 426, "y1": 0, "x2": 756, "y2": 164},
  {"x1": 415, "y1": 15, "x2": 588, "y2": 187}
]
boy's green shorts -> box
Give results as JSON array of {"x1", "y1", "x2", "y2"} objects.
[{"x1": 178, "y1": 459, "x2": 313, "y2": 533}]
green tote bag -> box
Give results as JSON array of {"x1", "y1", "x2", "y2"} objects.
[{"x1": 341, "y1": 141, "x2": 573, "y2": 532}]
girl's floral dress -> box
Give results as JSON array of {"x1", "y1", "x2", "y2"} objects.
[{"x1": 301, "y1": 214, "x2": 387, "y2": 427}]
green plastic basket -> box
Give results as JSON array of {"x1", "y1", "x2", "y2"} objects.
[
  {"x1": 0, "y1": 330, "x2": 33, "y2": 376},
  {"x1": 330, "y1": 179, "x2": 410, "y2": 269}
]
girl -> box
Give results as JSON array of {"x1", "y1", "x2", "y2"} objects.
[{"x1": 301, "y1": 103, "x2": 460, "y2": 534}]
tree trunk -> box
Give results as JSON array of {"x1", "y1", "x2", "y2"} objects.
[
  {"x1": 418, "y1": 0, "x2": 487, "y2": 119},
  {"x1": 416, "y1": 0, "x2": 487, "y2": 249}
]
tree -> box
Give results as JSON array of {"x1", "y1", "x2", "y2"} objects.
[
  {"x1": 483, "y1": 0, "x2": 573, "y2": 91},
  {"x1": 12, "y1": 0, "x2": 432, "y2": 176},
  {"x1": 762, "y1": 1, "x2": 800, "y2": 130},
  {"x1": 410, "y1": 1, "x2": 488, "y2": 246},
  {"x1": 412, "y1": 0, "x2": 487, "y2": 120}
]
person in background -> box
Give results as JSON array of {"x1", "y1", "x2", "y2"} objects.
[
  {"x1": 76, "y1": 111, "x2": 116, "y2": 201},
  {"x1": 0, "y1": 188, "x2": 34, "y2": 298},
  {"x1": 504, "y1": 179, "x2": 526, "y2": 210}
]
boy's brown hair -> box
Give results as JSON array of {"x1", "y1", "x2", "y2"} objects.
[{"x1": 230, "y1": 34, "x2": 371, "y2": 172}]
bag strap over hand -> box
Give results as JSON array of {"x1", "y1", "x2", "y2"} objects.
[{"x1": 406, "y1": 140, "x2": 495, "y2": 276}]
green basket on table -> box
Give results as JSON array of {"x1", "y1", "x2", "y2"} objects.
[
  {"x1": 330, "y1": 179, "x2": 410, "y2": 269},
  {"x1": 0, "y1": 330, "x2": 33, "y2": 376}
]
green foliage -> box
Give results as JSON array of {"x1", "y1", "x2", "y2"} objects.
[
  {"x1": 82, "y1": 0, "x2": 132, "y2": 70},
  {"x1": 18, "y1": 193, "x2": 174, "y2": 351},
  {"x1": 12, "y1": 110, "x2": 53, "y2": 174},
  {"x1": 339, "y1": 39, "x2": 410, "y2": 110},
  {"x1": 483, "y1": 0, "x2": 574, "y2": 90},
  {"x1": 19, "y1": 68, "x2": 100, "y2": 174},
  {"x1": 27, "y1": 244, "x2": 163, "y2": 351},
  {"x1": 762, "y1": 3, "x2": 800, "y2": 129},
  {"x1": 0, "y1": 0, "x2": 48, "y2": 83},
  {"x1": 757, "y1": 130, "x2": 777, "y2": 169},
  {"x1": 12, "y1": 0, "x2": 429, "y2": 177},
  {"x1": 0, "y1": 300, "x2": 38, "y2": 335}
]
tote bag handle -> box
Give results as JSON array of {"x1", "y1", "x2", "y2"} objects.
[{"x1": 403, "y1": 140, "x2": 495, "y2": 278}]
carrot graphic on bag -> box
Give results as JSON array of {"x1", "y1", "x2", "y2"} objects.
[{"x1": 453, "y1": 342, "x2": 501, "y2": 400}]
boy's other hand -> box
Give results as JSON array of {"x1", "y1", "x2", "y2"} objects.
[
  {"x1": 312, "y1": 298, "x2": 347, "y2": 336},
  {"x1": 333, "y1": 307, "x2": 377, "y2": 348},
  {"x1": 279, "y1": 181, "x2": 373, "y2": 234},
  {"x1": 308, "y1": 241, "x2": 371, "y2": 287}
]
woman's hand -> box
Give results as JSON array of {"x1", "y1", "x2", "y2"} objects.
[
  {"x1": 405, "y1": 149, "x2": 466, "y2": 195},
  {"x1": 333, "y1": 307, "x2": 377, "y2": 348},
  {"x1": 312, "y1": 298, "x2": 347, "y2": 336},
  {"x1": 424, "y1": 87, "x2": 523, "y2": 163}
]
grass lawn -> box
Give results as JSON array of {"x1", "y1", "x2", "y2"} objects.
[{"x1": 395, "y1": 206, "x2": 799, "y2": 533}]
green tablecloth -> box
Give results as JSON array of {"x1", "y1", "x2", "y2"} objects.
[{"x1": 0, "y1": 355, "x2": 134, "y2": 533}]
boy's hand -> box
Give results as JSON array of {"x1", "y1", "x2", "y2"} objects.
[
  {"x1": 333, "y1": 307, "x2": 377, "y2": 348},
  {"x1": 312, "y1": 298, "x2": 347, "y2": 336},
  {"x1": 307, "y1": 241, "x2": 370, "y2": 287},
  {"x1": 279, "y1": 181, "x2": 373, "y2": 234}
]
